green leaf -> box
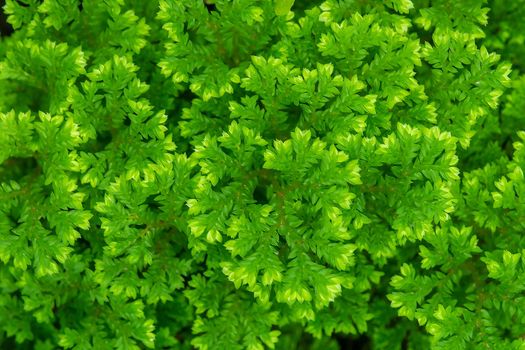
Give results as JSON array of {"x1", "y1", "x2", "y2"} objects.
[{"x1": 275, "y1": 0, "x2": 295, "y2": 16}]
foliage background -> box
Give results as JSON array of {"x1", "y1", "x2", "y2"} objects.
[{"x1": 0, "y1": 0, "x2": 524, "y2": 349}]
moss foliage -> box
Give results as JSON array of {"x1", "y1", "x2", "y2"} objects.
[{"x1": 0, "y1": 0, "x2": 524, "y2": 349}]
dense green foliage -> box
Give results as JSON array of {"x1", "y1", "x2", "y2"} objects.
[{"x1": 0, "y1": 0, "x2": 524, "y2": 349}]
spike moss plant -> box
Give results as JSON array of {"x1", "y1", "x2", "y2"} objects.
[{"x1": 0, "y1": 0, "x2": 524, "y2": 349}]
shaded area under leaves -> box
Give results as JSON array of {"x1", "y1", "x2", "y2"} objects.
[
  {"x1": 0, "y1": 0, "x2": 14, "y2": 37},
  {"x1": 334, "y1": 333, "x2": 372, "y2": 350}
]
